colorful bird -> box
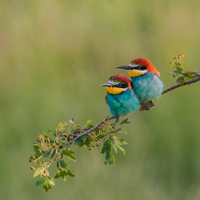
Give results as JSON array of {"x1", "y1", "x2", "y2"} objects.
[
  {"x1": 99, "y1": 74, "x2": 140, "y2": 117},
  {"x1": 116, "y1": 58, "x2": 164, "y2": 111}
]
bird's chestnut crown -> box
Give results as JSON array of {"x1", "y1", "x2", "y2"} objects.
[
  {"x1": 99, "y1": 74, "x2": 132, "y2": 95},
  {"x1": 116, "y1": 58, "x2": 160, "y2": 77}
]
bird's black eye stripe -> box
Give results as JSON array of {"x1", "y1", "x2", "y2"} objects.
[
  {"x1": 133, "y1": 65, "x2": 147, "y2": 70},
  {"x1": 140, "y1": 66, "x2": 147, "y2": 70},
  {"x1": 114, "y1": 83, "x2": 127, "y2": 88}
]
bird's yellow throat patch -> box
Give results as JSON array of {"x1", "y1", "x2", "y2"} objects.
[
  {"x1": 106, "y1": 87, "x2": 127, "y2": 95},
  {"x1": 128, "y1": 69, "x2": 146, "y2": 77}
]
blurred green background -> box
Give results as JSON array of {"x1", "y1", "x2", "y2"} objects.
[{"x1": 1, "y1": 0, "x2": 200, "y2": 199}]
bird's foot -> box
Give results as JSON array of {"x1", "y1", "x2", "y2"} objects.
[{"x1": 111, "y1": 116, "x2": 119, "y2": 126}]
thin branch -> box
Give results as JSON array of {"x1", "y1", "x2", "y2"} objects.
[
  {"x1": 162, "y1": 76, "x2": 200, "y2": 94},
  {"x1": 68, "y1": 116, "x2": 116, "y2": 145},
  {"x1": 67, "y1": 75, "x2": 200, "y2": 145}
]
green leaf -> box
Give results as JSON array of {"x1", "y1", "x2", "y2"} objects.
[
  {"x1": 57, "y1": 121, "x2": 68, "y2": 132},
  {"x1": 108, "y1": 154, "x2": 115, "y2": 165},
  {"x1": 62, "y1": 150, "x2": 76, "y2": 162},
  {"x1": 42, "y1": 131, "x2": 49, "y2": 138},
  {"x1": 110, "y1": 128, "x2": 121, "y2": 134},
  {"x1": 32, "y1": 146, "x2": 40, "y2": 153},
  {"x1": 33, "y1": 166, "x2": 46, "y2": 178},
  {"x1": 50, "y1": 148, "x2": 57, "y2": 159},
  {"x1": 120, "y1": 118, "x2": 130, "y2": 125},
  {"x1": 101, "y1": 141, "x2": 110, "y2": 154},
  {"x1": 117, "y1": 146, "x2": 126, "y2": 155},
  {"x1": 177, "y1": 76, "x2": 185, "y2": 84},
  {"x1": 61, "y1": 143, "x2": 71, "y2": 148},
  {"x1": 171, "y1": 70, "x2": 180, "y2": 76},
  {"x1": 67, "y1": 169, "x2": 75, "y2": 177},
  {"x1": 32, "y1": 143, "x2": 40, "y2": 148},
  {"x1": 111, "y1": 143, "x2": 118, "y2": 153},
  {"x1": 115, "y1": 137, "x2": 125, "y2": 143},
  {"x1": 74, "y1": 138, "x2": 82, "y2": 146},
  {"x1": 105, "y1": 151, "x2": 111, "y2": 160},
  {"x1": 43, "y1": 177, "x2": 55, "y2": 192},
  {"x1": 30, "y1": 152, "x2": 43, "y2": 160},
  {"x1": 55, "y1": 170, "x2": 67, "y2": 181},
  {"x1": 47, "y1": 127, "x2": 53, "y2": 132},
  {"x1": 55, "y1": 171, "x2": 62, "y2": 179},
  {"x1": 83, "y1": 119, "x2": 92, "y2": 128},
  {"x1": 59, "y1": 160, "x2": 69, "y2": 170},
  {"x1": 36, "y1": 177, "x2": 45, "y2": 187},
  {"x1": 80, "y1": 135, "x2": 88, "y2": 143}
]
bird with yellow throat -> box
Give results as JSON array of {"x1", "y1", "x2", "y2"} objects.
[
  {"x1": 100, "y1": 74, "x2": 140, "y2": 117},
  {"x1": 116, "y1": 58, "x2": 164, "y2": 111}
]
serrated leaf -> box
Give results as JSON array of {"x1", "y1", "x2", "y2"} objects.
[
  {"x1": 48, "y1": 177, "x2": 55, "y2": 186},
  {"x1": 36, "y1": 177, "x2": 45, "y2": 187},
  {"x1": 67, "y1": 169, "x2": 75, "y2": 177},
  {"x1": 108, "y1": 154, "x2": 115, "y2": 165},
  {"x1": 177, "y1": 76, "x2": 185, "y2": 83},
  {"x1": 33, "y1": 166, "x2": 46, "y2": 178},
  {"x1": 58, "y1": 127, "x2": 66, "y2": 132},
  {"x1": 48, "y1": 127, "x2": 53, "y2": 132},
  {"x1": 101, "y1": 146, "x2": 106, "y2": 154},
  {"x1": 32, "y1": 143, "x2": 40, "y2": 147},
  {"x1": 105, "y1": 151, "x2": 111, "y2": 160},
  {"x1": 42, "y1": 131, "x2": 49, "y2": 138},
  {"x1": 50, "y1": 148, "x2": 57, "y2": 159},
  {"x1": 111, "y1": 143, "x2": 118, "y2": 153},
  {"x1": 63, "y1": 150, "x2": 76, "y2": 162},
  {"x1": 57, "y1": 121, "x2": 68, "y2": 132},
  {"x1": 120, "y1": 118, "x2": 130, "y2": 125},
  {"x1": 74, "y1": 138, "x2": 85, "y2": 147},
  {"x1": 32, "y1": 146, "x2": 40, "y2": 153},
  {"x1": 117, "y1": 146, "x2": 126, "y2": 155},
  {"x1": 55, "y1": 170, "x2": 67, "y2": 181},
  {"x1": 43, "y1": 177, "x2": 55, "y2": 192},
  {"x1": 80, "y1": 135, "x2": 88, "y2": 143},
  {"x1": 171, "y1": 70, "x2": 180, "y2": 76},
  {"x1": 83, "y1": 120, "x2": 94, "y2": 129},
  {"x1": 55, "y1": 171, "x2": 62, "y2": 179},
  {"x1": 110, "y1": 128, "x2": 121, "y2": 134},
  {"x1": 59, "y1": 160, "x2": 69, "y2": 170},
  {"x1": 61, "y1": 143, "x2": 71, "y2": 148},
  {"x1": 115, "y1": 137, "x2": 125, "y2": 143},
  {"x1": 101, "y1": 141, "x2": 111, "y2": 155}
]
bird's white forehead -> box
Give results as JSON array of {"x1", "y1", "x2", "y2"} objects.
[{"x1": 108, "y1": 80, "x2": 114, "y2": 84}]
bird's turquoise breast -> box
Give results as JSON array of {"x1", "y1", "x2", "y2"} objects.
[
  {"x1": 131, "y1": 72, "x2": 164, "y2": 103},
  {"x1": 106, "y1": 88, "x2": 140, "y2": 116}
]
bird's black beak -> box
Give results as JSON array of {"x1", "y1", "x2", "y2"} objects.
[
  {"x1": 99, "y1": 83, "x2": 113, "y2": 87},
  {"x1": 115, "y1": 66, "x2": 131, "y2": 70}
]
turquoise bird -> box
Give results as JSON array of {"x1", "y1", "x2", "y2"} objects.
[
  {"x1": 116, "y1": 58, "x2": 164, "y2": 111},
  {"x1": 100, "y1": 74, "x2": 140, "y2": 117}
]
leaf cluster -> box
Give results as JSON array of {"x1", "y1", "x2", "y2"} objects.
[
  {"x1": 29, "y1": 117, "x2": 128, "y2": 191},
  {"x1": 170, "y1": 53, "x2": 199, "y2": 84}
]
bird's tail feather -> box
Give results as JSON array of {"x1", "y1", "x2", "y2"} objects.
[{"x1": 140, "y1": 100, "x2": 155, "y2": 111}]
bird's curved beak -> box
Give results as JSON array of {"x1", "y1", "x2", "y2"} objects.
[
  {"x1": 115, "y1": 66, "x2": 130, "y2": 70},
  {"x1": 99, "y1": 82, "x2": 113, "y2": 87},
  {"x1": 99, "y1": 83, "x2": 113, "y2": 87}
]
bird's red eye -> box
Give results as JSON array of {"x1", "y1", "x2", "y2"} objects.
[{"x1": 116, "y1": 83, "x2": 121, "y2": 87}]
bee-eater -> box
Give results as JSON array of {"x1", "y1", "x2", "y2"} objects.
[
  {"x1": 116, "y1": 58, "x2": 164, "y2": 111},
  {"x1": 100, "y1": 74, "x2": 140, "y2": 117}
]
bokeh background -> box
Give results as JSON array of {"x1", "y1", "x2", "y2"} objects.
[{"x1": 1, "y1": 0, "x2": 200, "y2": 199}]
